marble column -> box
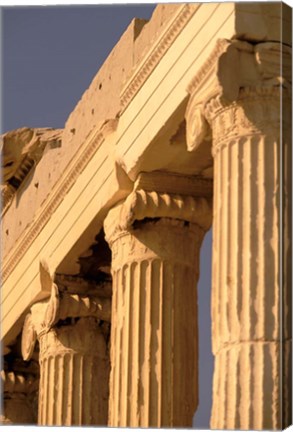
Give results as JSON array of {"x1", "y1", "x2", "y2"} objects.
[
  {"x1": 21, "y1": 280, "x2": 111, "y2": 426},
  {"x1": 0, "y1": 360, "x2": 39, "y2": 424},
  {"x1": 104, "y1": 172, "x2": 213, "y2": 427},
  {"x1": 186, "y1": 40, "x2": 292, "y2": 430}
]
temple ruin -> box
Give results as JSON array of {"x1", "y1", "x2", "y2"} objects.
[{"x1": 1, "y1": 3, "x2": 292, "y2": 429}]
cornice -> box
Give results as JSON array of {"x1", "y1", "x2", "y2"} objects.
[
  {"x1": 120, "y1": 3, "x2": 199, "y2": 112},
  {"x1": 2, "y1": 119, "x2": 117, "y2": 282}
]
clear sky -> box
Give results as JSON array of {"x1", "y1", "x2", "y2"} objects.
[{"x1": 1, "y1": 4, "x2": 213, "y2": 429}]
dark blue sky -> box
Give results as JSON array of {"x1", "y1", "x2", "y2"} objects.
[
  {"x1": 2, "y1": 5, "x2": 158, "y2": 131},
  {"x1": 2, "y1": 5, "x2": 213, "y2": 429}
]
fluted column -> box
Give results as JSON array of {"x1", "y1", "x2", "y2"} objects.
[
  {"x1": 22, "y1": 275, "x2": 112, "y2": 426},
  {"x1": 104, "y1": 172, "x2": 213, "y2": 427},
  {"x1": 186, "y1": 40, "x2": 292, "y2": 429},
  {"x1": 0, "y1": 360, "x2": 39, "y2": 424}
]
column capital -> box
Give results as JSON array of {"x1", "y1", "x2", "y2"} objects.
[
  {"x1": 1, "y1": 362, "x2": 38, "y2": 396},
  {"x1": 185, "y1": 38, "x2": 292, "y2": 151},
  {"x1": 21, "y1": 266, "x2": 111, "y2": 426},
  {"x1": 0, "y1": 359, "x2": 39, "y2": 425},
  {"x1": 21, "y1": 273, "x2": 111, "y2": 361},
  {"x1": 104, "y1": 171, "x2": 213, "y2": 246}
]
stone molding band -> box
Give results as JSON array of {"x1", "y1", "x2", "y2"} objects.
[{"x1": 120, "y1": 3, "x2": 199, "y2": 111}]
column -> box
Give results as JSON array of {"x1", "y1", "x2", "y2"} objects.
[
  {"x1": 186, "y1": 40, "x2": 292, "y2": 430},
  {"x1": 21, "y1": 279, "x2": 112, "y2": 426},
  {"x1": 104, "y1": 172, "x2": 213, "y2": 427},
  {"x1": 0, "y1": 360, "x2": 39, "y2": 424}
]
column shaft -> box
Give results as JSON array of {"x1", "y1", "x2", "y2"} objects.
[
  {"x1": 209, "y1": 88, "x2": 291, "y2": 429},
  {"x1": 186, "y1": 39, "x2": 292, "y2": 430},
  {"x1": 22, "y1": 282, "x2": 112, "y2": 427},
  {"x1": 38, "y1": 317, "x2": 109, "y2": 426},
  {"x1": 108, "y1": 218, "x2": 204, "y2": 427}
]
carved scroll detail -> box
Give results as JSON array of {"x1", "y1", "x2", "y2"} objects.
[
  {"x1": 21, "y1": 313, "x2": 38, "y2": 362},
  {"x1": 186, "y1": 39, "x2": 292, "y2": 151},
  {"x1": 1, "y1": 128, "x2": 63, "y2": 212},
  {"x1": 104, "y1": 172, "x2": 213, "y2": 245},
  {"x1": 122, "y1": 190, "x2": 212, "y2": 230},
  {"x1": 21, "y1": 282, "x2": 111, "y2": 361},
  {"x1": 45, "y1": 283, "x2": 111, "y2": 330}
]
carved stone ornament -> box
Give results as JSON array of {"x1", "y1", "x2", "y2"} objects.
[
  {"x1": 1, "y1": 364, "x2": 38, "y2": 396},
  {"x1": 104, "y1": 171, "x2": 213, "y2": 245},
  {"x1": 255, "y1": 42, "x2": 292, "y2": 82},
  {"x1": 44, "y1": 283, "x2": 111, "y2": 330},
  {"x1": 1, "y1": 370, "x2": 30, "y2": 395},
  {"x1": 1, "y1": 128, "x2": 62, "y2": 212},
  {"x1": 21, "y1": 313, "x2": 38, "y2": 361},
  {"x1": 208, "y1": 86, "x2": 291, "y2": 156},
  {"x1": 1, "y1": 127, "x2": 62, "y2": 184},
  {"x1": 22, "y1": 277, "x2": 111, "y2": 361},
  {"x1": 39, "y1": 258, "x2": 55, "y2": 293},
  {"x1": 185, "y1": 39, "x2": 292, "y2": 150},
  {"x1": 0, "y1": 358, "x2": 39, "y2": 425}
]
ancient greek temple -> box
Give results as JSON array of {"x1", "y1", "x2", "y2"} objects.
[{"x1": 1, "y1": 3, "x2": 292, "y2": 429}]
